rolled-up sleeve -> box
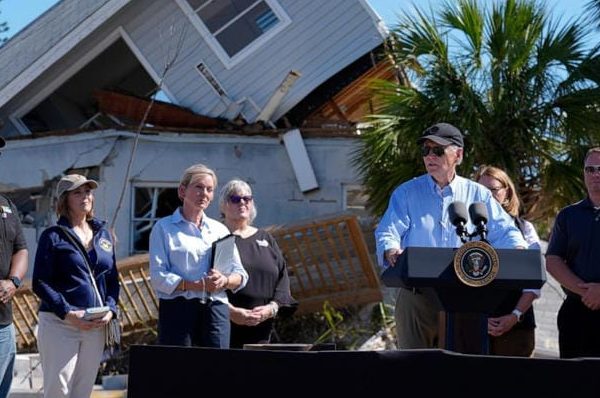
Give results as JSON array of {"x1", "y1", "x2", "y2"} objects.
[
  {"x1": 375, "y1": 188, "x2": 409, "y2": 268},
  {"x1": 149, "y1": 221, "x2": 182, "y2": 295}
]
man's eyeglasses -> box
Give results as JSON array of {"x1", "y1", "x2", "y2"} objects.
[
  {"x1": 421, "y1": 145, "x2": 447, "y2": 157},
  {"x1": 229, "y1": 195, "x2": 253, "y2": 204},
  {"x1": 584, "y1": 165, "x2": 600, "y2": 175}
]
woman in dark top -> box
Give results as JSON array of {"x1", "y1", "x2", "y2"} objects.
[
  {"x1": 475, "y1": 165, "x2": 540, "y2": 357},
  {"x1": 219, "y1": 179, "x2": 297, "y2": 348}
]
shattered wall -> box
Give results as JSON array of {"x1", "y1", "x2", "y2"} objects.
[{"x1": 0, "y1": 129, "x2": 364, "y2": 277}]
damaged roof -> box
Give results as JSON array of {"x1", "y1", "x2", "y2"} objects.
[
  {"x1": 0, "y1": 0, "x2": 122, "y2": 106},
  {"x1": 0, "y1": 0, "x2": 393, "y2": 137}
]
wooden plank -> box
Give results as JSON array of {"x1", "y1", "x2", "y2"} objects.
[
  {"x1": 347, "y1": 216, "x2": 381, "y2": 288},
  {"x1": 12, "y1": 297, "x2": 33, "y2": 347},
  {"x1": 119, "y1": 272, "x2": 144, "y2": 324},
  {"x1": 289, "y1": 230, "x2": 318, "y2": 292},
  {"x1": 139, "y1": 268, "x2": 158, "y2": 309},
  {"x1": 273, "y1": 233, "x2": 308, "y2": 296},
  {"x1": 128, "y1": 269, "x2": 154, "y2": 319},
  {"x1": 310, "y1": 224, "x2": 342, "y2": 291}
]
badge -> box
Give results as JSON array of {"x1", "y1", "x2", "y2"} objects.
[
  {"x1": 256, "y1": 239, "x2": 269, "y2": 247},
  {"x1": 99, "y1": 237, "x2": 113, "y2": 252},
  {"x1": 453, "y1": 241, "x2": 499, "y2": 287}
]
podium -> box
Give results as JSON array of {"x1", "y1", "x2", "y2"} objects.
[{"x1": 381, "y1": 246, "x2": 546, "y2": 353}]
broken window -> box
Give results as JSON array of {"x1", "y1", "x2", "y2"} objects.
[
  {"x1": 131, "y1": 185, "x2": 180, "y2": 253},
  {"x1": 1, "y1": 187, "x2": 44, "y2": 226},
  {"x1": 0, "y1": 167, "x2": 100, "y2": 229},
  {"x1": 343, "y1": 184, "x2": 369, "y2": 215},
  {"x1": 184, "y1": 0, "x2": 288, "y2": 60}
]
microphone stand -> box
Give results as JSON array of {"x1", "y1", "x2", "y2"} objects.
[
  {"x1": 469, "y1": 223, "x2": 488, "y2": 243},
  {"x1": 456, "y1": 222, "x2": 469, "y2": 243}
]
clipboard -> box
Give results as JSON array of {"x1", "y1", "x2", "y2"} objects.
[{"x1": 210, "y1": 234, "x2": 236, "y2": 272}]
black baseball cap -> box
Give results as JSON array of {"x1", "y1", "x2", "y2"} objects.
[{"x1": 417, "y1": 123, "x2": 464, "y2": 147}]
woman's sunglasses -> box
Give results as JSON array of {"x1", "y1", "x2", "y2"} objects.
[
  {"x1": 421, "y1": 145, "x2": 447, "y2": 157},
  {"x1": 229, "y1": 195, "x2": 253, "y2": 204}
]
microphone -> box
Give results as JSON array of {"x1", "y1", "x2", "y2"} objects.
[
  {"x1": 448, "y1": 201, "x2": 469, "y2": 242},
  {"x1": 469, "y1": 202, "x2": 488, "y2": 242}
]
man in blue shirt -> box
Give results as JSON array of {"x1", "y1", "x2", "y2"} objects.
[
  {"x1": 546, "y1": 147, "x2": 600, "y2": 358},
  {"x1": 375, "y1": 122, "x2": 527, "y2": 349}
]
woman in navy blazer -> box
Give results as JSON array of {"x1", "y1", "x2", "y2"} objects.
[{"x1": 33, "y1": 174, "x2": 119, "y2": 398}]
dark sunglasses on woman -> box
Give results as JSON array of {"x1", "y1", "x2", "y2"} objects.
[{"x1": 229, "y1": 195, "x2": 253, "y2": 204}]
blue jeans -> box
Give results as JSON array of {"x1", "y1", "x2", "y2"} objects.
[
  {"x1": 158, "y1": 298, "x2": 230, "y2": 348},
  {"x1": 0, "y1": 323, "x2": 15, "y2": 398}
]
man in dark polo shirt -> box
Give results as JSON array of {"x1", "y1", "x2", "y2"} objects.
[
  {"x1": 0, "y1": 136, "x2": 29, "y2": 397},
  {"x1": 546, "y1": 146, "x2": 600, "y2": 358}
]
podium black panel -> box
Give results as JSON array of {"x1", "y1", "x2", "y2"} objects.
[
  {"x1": 381, "y1": 246, "x2": 546, "y2": 313},
  {"x1": 380, "y1": 246, "x2": 546, "y2": 353},
  {"x1": 382, "y1": 247, "x2": 545, "y2": 288},
  {"x1": 128, "y1": 345, "x2": 600, "y2": 397}
]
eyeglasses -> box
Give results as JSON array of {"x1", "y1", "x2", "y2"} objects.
[
  {"x1": 584, "y1": 165, "x2": 600, "y2": 175},
  {"x1": 421, "y1": 145, "x2": 447, "y2": 157},
  {"x1": 229, "y1": 195, "x2": 253, "y2": 204}
]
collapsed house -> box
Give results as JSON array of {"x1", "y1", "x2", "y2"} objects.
[{"x1": 0, "y1": 0, "x2": 396, "y2": 272}]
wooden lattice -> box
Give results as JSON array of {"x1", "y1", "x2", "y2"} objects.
[{"x1": 267, "y1": 214, "x2": 382, "y2": 314}]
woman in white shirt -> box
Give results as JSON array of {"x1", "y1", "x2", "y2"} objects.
[{"x1": 149, "y1": 164, "x2": 248, "y2": 348}]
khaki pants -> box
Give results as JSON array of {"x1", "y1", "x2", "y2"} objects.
[
  {"x1": 37, "y1": 311, "x2": 105, "y2": 398},
  {"x1": 394, "y1": 288, "x2": 440, "y2": 349}
]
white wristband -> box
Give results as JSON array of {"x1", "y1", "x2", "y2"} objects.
[
  {"x1": 512, "y1": 308, "x2": 523, "y2": 322},
  {"x1": 270, "y1": 302, "x2": 279, "y2": 318}
]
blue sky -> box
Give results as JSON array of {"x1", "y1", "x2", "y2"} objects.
[
  {"x1": 0, "y1": 0, "x2": 597, "y2": 41},
  {"x1": 1, "y1": 0, "x2": 59, "y2": 38},
  {"x1": 367, "y1": 0, "x2": 594, "y2": 29}
]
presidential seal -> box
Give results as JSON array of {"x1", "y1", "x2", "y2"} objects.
[{"x1": 453, "y1": 241, "x2": 499, "y2": 287}]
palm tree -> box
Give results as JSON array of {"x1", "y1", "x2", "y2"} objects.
[
  {"x1": 354, "y1": 0, "x2": 600, "y2": 234},
  {"x1": 587, "y1": 0, "x2": 600, "y2": 30}
]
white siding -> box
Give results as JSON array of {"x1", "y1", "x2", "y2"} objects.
[{"x1": 120, "y1": 0, "x2": 385, "y2": 119}]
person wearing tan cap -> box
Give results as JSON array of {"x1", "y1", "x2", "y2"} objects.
[
  {"x1": 0, "y1": 136, "x2": 29, "y2": 398},
  {"x1": 375, "y1": 122, "x2": 527, "y2": 351},
  {"x1": 32, "y1": 174, "x2": 119, "y2": 398}
]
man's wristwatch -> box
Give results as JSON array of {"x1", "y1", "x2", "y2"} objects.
[
  {"x1": 8, "y1": 276, "x2": 21, "y2": 289},
  {"x1": 511, "y1": 308, "x2": 523, "y2": 322}
]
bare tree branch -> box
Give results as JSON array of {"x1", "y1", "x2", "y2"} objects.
[{"x1": 109, "y1": 22, "x2": 188, "y2": 231}]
